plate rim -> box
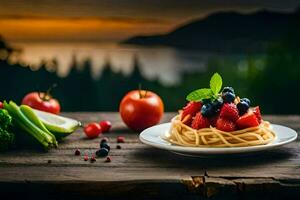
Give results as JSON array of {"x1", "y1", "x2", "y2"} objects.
[{"x1": 139, "y1": 123, "x2": 298, "y2": 155}]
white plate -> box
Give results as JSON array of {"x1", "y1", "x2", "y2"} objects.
[{"x1": 139, "y1": 123, "x2": 298, "y2": 156}]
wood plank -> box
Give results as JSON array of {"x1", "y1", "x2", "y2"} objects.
[{"x1": 0, "y1": 112, "x2": 299, "y2": 199}]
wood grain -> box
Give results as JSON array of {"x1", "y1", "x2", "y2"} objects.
[{"x1": 0, "y1": 112, "x2": 299, "y2": 199}]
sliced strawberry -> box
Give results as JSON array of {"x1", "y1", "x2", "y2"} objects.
[
  {"x1": 191, "y1": 112, "x2": 210, "y2": 130},
  {"x1": 216, "y1": 118, "x2": 236, "y2": 132},
  {"x1": 253, "y1": 106, "x2": 262, "y2": 123},
  {"x1": 181, "y1": 102, "x2": 202, "y2": 123},
  {"x1": 236, "y1": 111, "x2": 259, "y2": 129},
  {"x1": 219, "y1": 103, "x2": 239, "y2": 122}
]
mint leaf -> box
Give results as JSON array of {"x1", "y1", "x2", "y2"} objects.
[
  {"x1": 210, "y1": 73, "x2": 222, "y2": 95},
  {"x1": 186, "y1": 88, "x2": 213, "y2": 102}
]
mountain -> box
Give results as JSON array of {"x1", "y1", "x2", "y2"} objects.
[{"x1": 121, "y1": 9, "x2": 299, "y2": 52}]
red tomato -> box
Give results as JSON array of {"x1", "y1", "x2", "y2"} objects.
[
  {"x1": 22, "y1": 92, "x2": 61, "y2": 114},
  {"x1": 84, "y1": 123, "x2": 102, "y2": 139},
  {"x1": 0, "y1": 101, "x2": 3, "y2": 109},
  {"x1": 99, "y1": 120, "x2": 112, "y2": 133},
  {"x1": 119, "y1": 90, "x2": 164, "y2": 131}
]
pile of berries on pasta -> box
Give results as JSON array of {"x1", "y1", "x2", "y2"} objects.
[{"x1": 181, "y1": 87, "x2": 262, "y2": 132}]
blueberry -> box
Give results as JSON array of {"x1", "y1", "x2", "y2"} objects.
[
  {"x1": 240, "y1": 98, "x2": 251, "y2": 106},
  {"x1": 222, "y1": 87, "x2": 235, "y2": 94},
  {"x1": 100, "y1": 137, "x2": 109, "y2": 145},
  {"x1": 237, "y1": 101, "x2": 249, "y2": 115},
  {"x1": 96, "y1": 148, "x2": 109, "y2": 157},
  {"x1": 212, "y1": 98, "x2": 223, "y2": 110},
  {"x1": 222, "y1": 92, "x2": 235, "y2": 103},
  {"x1": 100, "y1": 143, "x2": 110, "y2": 151},
  {"x1": 201, "y1": 103, "x2": 215, "y2": 117}
]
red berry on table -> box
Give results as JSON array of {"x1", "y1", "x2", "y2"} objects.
[
  {"x1": 84, "y1": 155, "x2": 89, "y2": 161},
  {"x1": 181, "y1": 102, "x2": 202, "y2": 125},
  {"x1": 74, "y1": 149, "x2": 81, "y2": 156},
  {"x1": 99, "y1": 120, "x2": 112, "y2": 133},
  {"x1": 105, "y1": 156, "x2": 112, "y2": 163},
  {"x1": 216, "y1": 118, "x2": 236, "y2": 132},
  {"x1": 84, "y1": 123, "x2": 102, "y2": 139},
  {"x1": 117, "y1": 136, "x2": 125, "y2": 143},
  {"x1": 90, "y1": 155, "x2": 96, "y2": 162},
  {"x1": 0, "y1": 101, "x2": 3, "y2": 109},
  {"x1": 253, "y1": 106, "x2": 262, "y2": 123},
  {"x1": 191, "y1": 112, "x2": 210, "y2": 130},
  {"x1": 236, "y1": 112, "x2": 259, "y2": 129},
  {"x1": 220, "y1": 103, "x2": 239, "y2": 122}
]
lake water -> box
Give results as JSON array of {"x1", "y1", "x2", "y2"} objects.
[{"x1": 10, "y1": 42, "x2": 252, "y2": 86}]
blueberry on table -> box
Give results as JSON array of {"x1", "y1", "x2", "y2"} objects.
[
  {"x1": 222, "y1": 92, "x2": 235, "y2": 103},
  {"x1": 222, "y1": 87, "x2": 235, "y2": 94},
  {"x1": 100, "y1": 143, "x2": 110, "y2": 151},
  {"x1": 74, "y1": 149, "x2": 81, "y2": 156},
  {"x1": 96, "y1": 148, "x2": 109, "y2": 157},
  {"x1": 100, "y1": 137, "x2": 109, "y2": 145},
  {"x1": 237, "y1": 101, "x2": 250, "y2": 115},
  {"x1": 240, "y1": 98, "x2": 251, "y2": 106}
]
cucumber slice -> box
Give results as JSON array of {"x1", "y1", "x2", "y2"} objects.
[{"x1": 33, "y1": 109, "x2": 81, "y2": 139}]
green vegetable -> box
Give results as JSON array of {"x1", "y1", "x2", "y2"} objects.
[
  {"x1": 0, "y1": 109, "x2": 15, "y2": 151},
  {"x1": 20, "y1": 105, "x2": 58, "y2": 147},
  {"x1": 4, "y1": 101, "x2": 57, "y2": 151},
  {"x1": 186, "y1": 72, "x2": 223, "y2": 102}
]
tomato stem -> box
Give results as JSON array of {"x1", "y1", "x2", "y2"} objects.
[
  {"x1": 39, "y1": 83, "x2": 57, "y2": 101},
  {"x1": 138, "y1": 83, "x2": 147, "y2": 99}
]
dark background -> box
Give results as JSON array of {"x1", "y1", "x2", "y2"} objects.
[{"x1": 0, "y1": 0, "x2": 299, "y2": 114}]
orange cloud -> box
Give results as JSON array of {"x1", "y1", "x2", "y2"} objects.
[{"x1": 0, "y1": 17, "x2": 172, "y2": 42}]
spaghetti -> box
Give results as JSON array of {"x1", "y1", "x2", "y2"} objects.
[{"x1": 165, "y1": 115, "x2": 276, "y2": 147}]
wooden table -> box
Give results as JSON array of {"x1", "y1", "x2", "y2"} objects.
[{"x1": 0, "y1": 113, "x2": 299, "y2": 200}]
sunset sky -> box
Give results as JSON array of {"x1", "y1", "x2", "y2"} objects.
[{"x1": 0, "y1": 0, "x2": 299, "y2": 42}]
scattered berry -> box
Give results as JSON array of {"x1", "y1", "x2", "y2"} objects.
[
  {"x1": 90, "y1": 155, "x2": 96, "y2": 162},
  {"x1": 100, "y1": 142, "x2": 110, "y2": 151},
  {"x1": 47, "y1": 160, "x2": 52, "y2": 164},
  {"x1": 222, "y1": 92, "x2": 236, "y2": 103},
  {"x1": 117, "y1": 136, "x2": 125, "y2": 143},
  {"x1": 216, "y1": 118, "x2": 236, "y2": 132},
  {"x1": 74, "y1": 149, "x2": 81, "y2": 156},
  {"x1": 105, "y1": 156, "x2": 112, "y2": 163},
  {"x1": 236, "y1": 112, "x2": 259, "y2": 129},
  {"x1": 99, "y1": 120, "x2": 112, "y2": 133},
  {"x1": 0, "y1": 102, "x2": 3, "y2": 109},
  {"x1": 253, "y1": 106, "x2": 262, "y2": 123},
  {"x1": 101, "y1": 137, "x2": 109, "y2": 144},
  {"x1": 237, "y1": 101, "x2": 250, "y2": 115},
  {"x1": 181, "y1": 102, "x2": 202, "y2": 124},
  {"x1": 240, "y1": 98, "x2": 251, "y2": 106},
  {"x1": 116, "y1": 145, "x2": 122, "y2": 149},
  {"x1": 220, "y1": 103, "x2": 239, "y2": 122},
  {"x1": 222, "y1": 87, "x2": 235, "y2": 94},
  {"x1": 84, "y1": 123, "x2": 102, "y2": 139},
  {"x1": 84, "y1": 155, "x2": 89, "y2": 161},
  {"x1": 96, "y1": 148, "x2": 109, "y2": 157},
  {"x1": 191, "y1": 112, "x2": 210, "y2": 129}
]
